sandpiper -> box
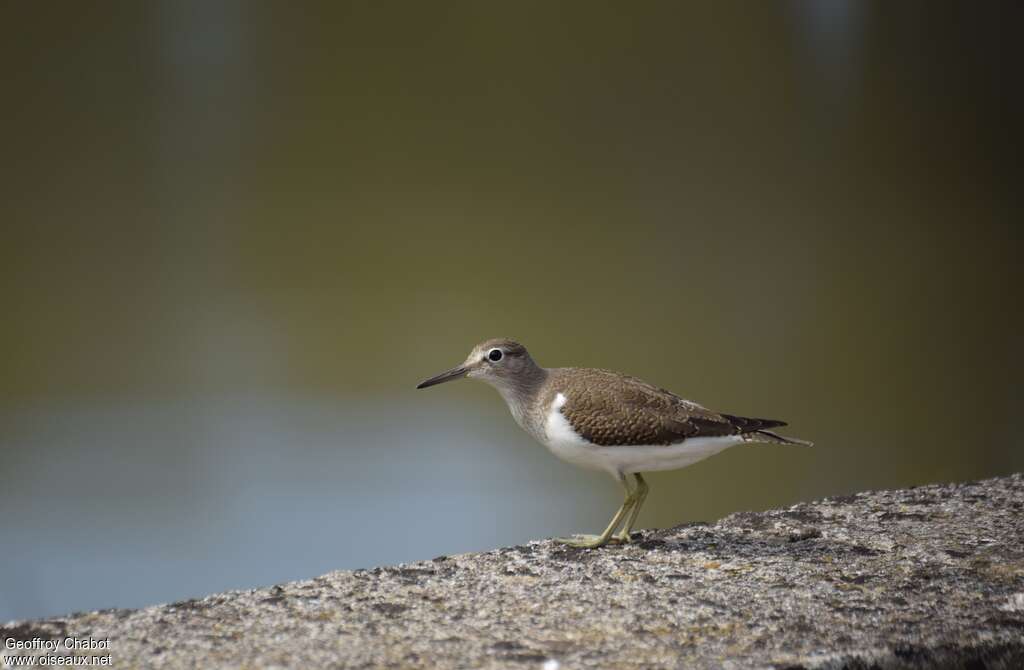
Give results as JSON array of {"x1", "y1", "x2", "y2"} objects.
[{"x1": 416, "y1": 338, "x2": 812, "y2": 548}]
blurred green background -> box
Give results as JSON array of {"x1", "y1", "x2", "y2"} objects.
[{"x1": 2, "y1": 2, "x2": 1021, "y2": 621}]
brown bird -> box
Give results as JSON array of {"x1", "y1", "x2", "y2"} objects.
[{"x1": 417, "y1": 338, "x2": 812, "y2": 548}]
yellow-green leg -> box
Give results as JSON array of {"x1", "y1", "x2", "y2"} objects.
[
  {"x1": 556, "y1": 473, "x2": 638, "y2": 549},
  {"x1": 613, "y1": 473, "x2": 648, "y2": 543}
]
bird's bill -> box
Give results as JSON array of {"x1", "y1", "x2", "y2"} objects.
[{"x1": 416, "y1": 364, "x2": 470, "y2": 389}]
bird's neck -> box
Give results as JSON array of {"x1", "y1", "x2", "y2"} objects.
[{"x1": 488, "y1": 363, "x2": 549, "y2": 436}]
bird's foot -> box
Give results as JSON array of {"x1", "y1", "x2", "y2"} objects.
[
  {"x1": 554, "y1": 534, "x2": 623, "y2": 549},
  {"x1": 612, "y1": 530, "x2": 638, "y2": 544}
]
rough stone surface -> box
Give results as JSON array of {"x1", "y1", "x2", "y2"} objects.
[{"x1": 4, "y1": 475, "x2": 1024, "y2": 669}]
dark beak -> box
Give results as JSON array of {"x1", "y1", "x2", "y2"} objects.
[{"x1": 416, "y1": 365, "x2": 469, "y2": 389}]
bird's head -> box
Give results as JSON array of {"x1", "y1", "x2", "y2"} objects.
[{"x1": 416, "y1": 338, "x2": 537, "y2": 392}]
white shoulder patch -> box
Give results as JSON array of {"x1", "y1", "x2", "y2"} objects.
[{"x1": 544, "y1": 392, "x2": 589, "y2": 446}]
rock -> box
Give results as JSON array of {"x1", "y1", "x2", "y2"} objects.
[{"x1": 4, "y1": 474, "x2": 1023, "y2": 669}]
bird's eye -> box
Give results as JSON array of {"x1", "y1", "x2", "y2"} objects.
[{"x1": 488, "y1": 349, "x2": 503, "y2": 362}]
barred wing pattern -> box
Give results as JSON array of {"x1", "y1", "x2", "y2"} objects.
[{"x1": 552, "y1": 368, "x2": 786, "y2": 447}]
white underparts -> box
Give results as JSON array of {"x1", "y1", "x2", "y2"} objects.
[{"x1": 543, "y1": 392, "x2": 744, "y2": 477}]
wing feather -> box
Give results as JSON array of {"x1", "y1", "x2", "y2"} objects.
[{"x1": 553, "y1": 368, "x2": 786, "y2": 447}]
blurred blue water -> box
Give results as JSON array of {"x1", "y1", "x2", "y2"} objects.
[{"x1": 0, "y1": 394, "x2": 609, "y2": 621}]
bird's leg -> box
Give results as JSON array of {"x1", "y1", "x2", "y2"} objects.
[
  {"x1": 613, "y1": 473, "x2": 649, "y2": 543},
  {"x1": 556, "y1": 473, "x2": 636, "y2": 549}
]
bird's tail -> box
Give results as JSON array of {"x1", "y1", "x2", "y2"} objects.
[{"x1": 745, "y1": 429, "x2": 814, "y2": 447}]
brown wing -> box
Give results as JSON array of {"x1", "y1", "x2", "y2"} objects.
[{"x1": 553, "y1": 368, "x2": 786, "y2": 447}]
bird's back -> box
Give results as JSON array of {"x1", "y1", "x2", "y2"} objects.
[{"x1": 541, "y1": 367, "x2": 787, "y2": 447}]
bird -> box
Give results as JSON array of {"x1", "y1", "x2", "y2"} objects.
[{"x1": 416, "y1": 338, "x2": 812, "y2": 548}]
